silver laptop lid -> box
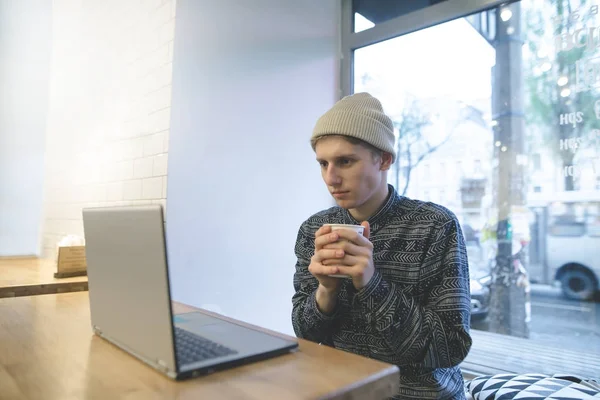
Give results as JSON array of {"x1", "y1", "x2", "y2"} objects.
[{"x1": 82, "y1": 205, "x2": 177, "y2": 376}]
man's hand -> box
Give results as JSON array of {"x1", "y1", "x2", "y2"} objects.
[
  {"x1": 308, "y1": 225, "x2": 347, "y2": 313},
  {"x1": 322, "y1": 221, "x2": 375, "y2": 290},
  {"x1": 309, "y1": 225, "x2": 345, "y2": 291}
]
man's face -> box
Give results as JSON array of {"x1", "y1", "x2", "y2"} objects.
[{"x1": 315, "y1": 136, "x2": 387, "y2": 210}]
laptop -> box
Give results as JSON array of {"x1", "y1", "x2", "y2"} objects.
[{"x1": 81, "y1": 204, "x2": 298, "y2": 380}]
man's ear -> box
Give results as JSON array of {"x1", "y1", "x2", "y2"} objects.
[{"x1": 379, "y1": 152, "x2": 393, "y2": 171}]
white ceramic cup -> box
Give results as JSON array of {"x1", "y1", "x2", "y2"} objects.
[{"x1": 323, "y1": 223, "x2": 365, "y2": 278}]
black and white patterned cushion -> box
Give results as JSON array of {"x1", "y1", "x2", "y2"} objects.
[{"x1": 466, "y1": 373, "x2": 600, "y2": 399}]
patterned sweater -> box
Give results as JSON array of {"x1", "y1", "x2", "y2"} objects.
[{"x1": 291, "y1": 185, "x2": 472, "y2": 400}]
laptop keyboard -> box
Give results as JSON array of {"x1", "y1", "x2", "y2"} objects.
[{"x1": 174, "y1": 326, "x2": 238, "y2": 367}]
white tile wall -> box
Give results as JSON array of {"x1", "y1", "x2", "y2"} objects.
[
  {"x1": 40, "y1": 0, "x2": 176, "y2": 260},
  {"x1": 142, "y1": 177, "x2": 164, "y2": 199},
  {"x1": 133, "y1": 157, "x2": 154, "y2": 179},
  {"x1": 153, "y1": 154, "x2": 169, "y2": 176}
]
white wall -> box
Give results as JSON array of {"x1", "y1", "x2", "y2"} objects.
[
  {"x1": 167, "y1": 0, "x2": 340, "y2": 335},
  {"x1": 40, "y1": 0, "x2": 176, "y2": 260},
  {"x1": 0, "y1": 0, "x2": 52, "y2": 256}
]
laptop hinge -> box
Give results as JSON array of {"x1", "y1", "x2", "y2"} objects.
[{"x1": 156, "y1": 359, "x2": 169, "y2": 373}]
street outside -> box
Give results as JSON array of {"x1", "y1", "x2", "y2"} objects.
[{"x1": 472, "y1": 284, "x2": 600, "y2": 354}]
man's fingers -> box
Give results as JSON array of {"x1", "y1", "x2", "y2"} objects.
[
  {"x1": 315, "y1": 231, "x2": 340, "y2": 250},
  {"x1": 314, "y1": 224, "x2": 332, "y2": 238},
  {"x1": 334, "y1": 265, "x2": 362, "y2": 278},
  {"x1": 313, "y1": 248, "x2": 344, "y2": 263},
  {"x1": 361, "y1": 221, "x2": 370, "y2": 239},
  {"x1": 323, "y1": 240, "x2": 365, "y2": 256},
  {"x1": 309, "y1": 263, "x2": 339, "y2": 276},
  {"x1": 333, "y1": 228, "x2": 362, "y2": 244},
  {"x1": 334, "y1": 229, "x2": 372, "y2": 248},
  {"x1": 322, "y1": 254, "x2": 360, "y2": 266}
]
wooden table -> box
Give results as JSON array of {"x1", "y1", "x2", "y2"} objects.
[
  {"x1": 0, "y1": 292, "x2": 400, "y2": 400},
  {"x1": 0, "y1": 258, "x2": 87, "y2": 298}
]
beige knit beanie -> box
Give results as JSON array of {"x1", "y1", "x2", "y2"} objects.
[{"x1": 311, "y1": 92, "x2": 396, "y2": 163}]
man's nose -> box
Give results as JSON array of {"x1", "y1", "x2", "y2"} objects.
[{"x1": 324, "y1": 165, "x2": 341, "y2": 186}]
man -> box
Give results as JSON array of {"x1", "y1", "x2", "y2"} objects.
[{"x1": 291, "y1": 92, "x2": 472, "y2": 400}]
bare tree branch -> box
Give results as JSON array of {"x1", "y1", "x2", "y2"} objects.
[{"x1": 394, "y1": 97, "x2": 473, "y2": 196}]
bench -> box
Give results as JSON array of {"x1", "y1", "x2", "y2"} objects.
[{"x1": 461, "y1": 330, "x2": 600, "y2": 378}]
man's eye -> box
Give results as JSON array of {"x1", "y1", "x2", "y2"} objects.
[
  {"x1": 319, "y1": 161, "x2": 328, "y2": 168},
  {"x1": 339, "y1": 158, "x2": 352, "y2": 166}
]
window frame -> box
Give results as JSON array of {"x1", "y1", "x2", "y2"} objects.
[{"x1": 340, "y1": 0, "x2": 512, "y2": 98}]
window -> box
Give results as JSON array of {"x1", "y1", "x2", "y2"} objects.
[
  {"x1": 549, "y1": 221, "x2": 586, "y2": 236},
  {"x1": 345, "y1": 0, "x2": 600, "y2": 373},
  {"x1": 456, "y1": 161, "x2": 463, "y2": 176}
]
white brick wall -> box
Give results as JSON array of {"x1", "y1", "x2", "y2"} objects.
[{"x1": 40, "y1": 0, "x2": 176, "y2": 260}]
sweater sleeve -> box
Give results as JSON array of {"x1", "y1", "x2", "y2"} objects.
[
  {"x1": 355, "y1": 218, "x2": 472, "y2": 368},
  {"x1": 291, "y1": 221, "x2": 340, "y2": 344}
]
